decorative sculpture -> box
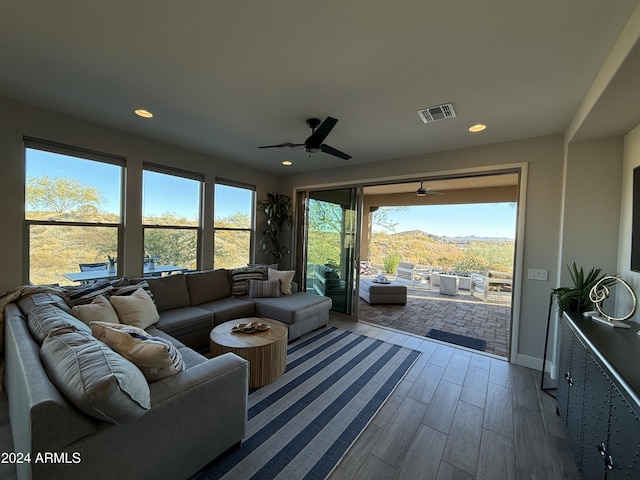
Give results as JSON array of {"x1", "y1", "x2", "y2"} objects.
[{"x1": 588, "y1": 275, "x2": 637, "y2": 328}]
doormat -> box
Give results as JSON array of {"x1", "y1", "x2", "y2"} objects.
[
  {"x1": 193, "y1": 327, "x2": 421, "y2": 480},
  {"x1": 426, "y1": 329, "x2": 486, "y2": 351}
]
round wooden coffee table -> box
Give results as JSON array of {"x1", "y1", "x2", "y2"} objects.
[{"x1": 209, "y1": 318, "x2": 288, "y2": 388}]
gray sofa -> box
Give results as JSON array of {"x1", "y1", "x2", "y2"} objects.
[{"x1": 3, "y1": 267, "x2": 332, "y2": 480}]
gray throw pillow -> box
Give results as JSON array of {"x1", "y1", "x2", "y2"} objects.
[
  {"x1": 247, "y1": 279, "x2": 281, "y2": 298},
  {"x1": 40, "y1": 330, "x2": 150, "y2": 424},
  {"x1": 28, "y1": 304, "x2": 92, "y2": 344}
]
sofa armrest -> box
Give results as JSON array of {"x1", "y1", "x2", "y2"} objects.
[{"x1": 149, "y1": 352, "x2": 249, "y2": 405}]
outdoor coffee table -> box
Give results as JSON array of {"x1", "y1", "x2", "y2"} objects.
[{"x1": 209, "y1": 318, "x2": 288, "y2": 388}]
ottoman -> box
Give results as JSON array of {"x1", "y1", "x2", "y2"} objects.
[
  {"x1": 359, "y1": 278, "x2": 407, "y2": 305},
  {"x1": 439, "y1": 274, "x2": 459, "y2": 296}
]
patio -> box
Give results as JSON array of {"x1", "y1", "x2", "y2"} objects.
[{"x1": 357, "y1": 282, "x2": 511, "y2": 357}]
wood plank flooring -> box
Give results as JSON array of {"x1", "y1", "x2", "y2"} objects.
[
  {"x1": 328, "y1": 316, "x2": 580, "y2": 480},
  {"x1": 0, "y1": 316, "x2": 579, "y2": 480}
]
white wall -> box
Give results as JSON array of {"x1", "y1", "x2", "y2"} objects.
[
  {"x1": 617, "y1": 123, "x2": 640, "y2": 318},
  {"x1": 0, "y1": 96, "x2": 280, "y2": 293}
]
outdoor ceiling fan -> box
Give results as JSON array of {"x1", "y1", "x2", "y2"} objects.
[
  {"x1": 258, "y1": 116, "x2": 352, "y2": 160},
  {"x1": 416, "y1": 181, "x2": 445, "y2": 197}
]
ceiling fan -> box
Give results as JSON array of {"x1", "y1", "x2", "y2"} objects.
[
  {"x1": 258, "y1": 116, "x2": 352, "y2": 160},
  {"x1": 416, "y1": 181, "x2": 445, "y2": 196}
]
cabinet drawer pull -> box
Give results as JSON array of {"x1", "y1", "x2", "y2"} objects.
[{"x1": 597, "y1": 442, "x2": 606, "y2": 456}]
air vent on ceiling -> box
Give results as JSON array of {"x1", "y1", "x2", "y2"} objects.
[{"x1": 417, "y1": 103, "x2": 456, "y2": 123}]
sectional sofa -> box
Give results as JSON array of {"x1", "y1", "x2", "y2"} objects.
[{"x1": 2, "y1": 266, "x2": 332, "y2": 480}]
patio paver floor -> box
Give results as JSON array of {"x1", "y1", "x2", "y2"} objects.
[{"x1": 357, "y1": 282, "x2": 511, "y2": 357}]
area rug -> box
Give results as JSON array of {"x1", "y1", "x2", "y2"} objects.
[
  {"x1": 194, "y1": 327, "x2": 421, "y2": 480},
  {"x1": 426, "y1": 328, "x2": 486, "y2": 351}
]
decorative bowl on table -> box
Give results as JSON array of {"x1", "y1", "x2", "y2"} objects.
[{"x1": 231, "y1": 321, "x2": 271, "y2": 333}]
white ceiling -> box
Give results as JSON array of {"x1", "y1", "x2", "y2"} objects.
[{"x1": 1, "y1": 1, "x2": 638, "y2": 174}]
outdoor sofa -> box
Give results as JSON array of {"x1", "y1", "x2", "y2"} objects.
[{"x1": 2, "y1": 266, "x2": 331, "y2": 480}]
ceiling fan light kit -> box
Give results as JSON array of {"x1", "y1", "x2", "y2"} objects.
[{"x1": 258, "y1": 116, "x2": 352, "y2": 160}]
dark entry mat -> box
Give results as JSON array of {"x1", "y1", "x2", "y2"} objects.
[{"x1": 426, "y1": 329, "x2": 486, "y2": 351}]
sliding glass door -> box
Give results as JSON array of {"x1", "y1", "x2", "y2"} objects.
[{"x1": 298, "y1": 187, "x2": 361, "y2": 316}]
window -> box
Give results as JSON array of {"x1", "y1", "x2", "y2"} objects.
[
  {"x1": 213, "y1": 181, "x2": 255, "y2": 268},
  {"x1": 25, "y1": 138, "x2": 124, "y2": 286},
  {"x1": 143, "y1": 166, "x2": 202, "y2": 271}
]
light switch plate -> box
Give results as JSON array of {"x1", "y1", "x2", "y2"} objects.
[{"x1": 528, "y1": 268, "x2": 548, "y2": 281}]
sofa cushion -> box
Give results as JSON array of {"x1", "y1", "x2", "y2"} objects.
[
  {"x1": 110, "y1": 288, "x2": 159, "y2": 329},
  {"x1": 91, "y1": 322, "x2": 186, "y2": 383},
  {"x1": 230, "y1": 266, "x2": 265, "y2": 296},
  {"x1": 247, "y1": 279, "x2": 281, "y2": 298},
  {"x1": 40, "y1": 330, "x2": 151, "y2": 424},
  {"x1": 185, "y1": 269, "x2": 231, "y2": 305},
  {"x1": 197, "y1": 297, "x2": 256, "y2": 324},
  {"x1": 251, "y1": 293, "x2": 332, "y2": 325},
  {"x1": 154, "y1": 306, "x2": 213, "y2": 338},
  {"x1": 73, "y1": 294, "x2": 120, "y2": 326},
  {"x1": 268, "y1": 268, "x2": 295, "y2": 295},
  {"x1": 28, "y1": 304, "x2": 92, "y2": 344},
  {"x1": 17, "y1": 291, "x2": 73, "y2": 316},
  {"x1": 145, "y1": 274, "x2": 191, "y2": 312}
]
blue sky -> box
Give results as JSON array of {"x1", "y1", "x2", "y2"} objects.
[
  {"x1": 26, "y1": 149, "x2": 248, "y2": 219},
  {"x1": 374, "y1": 203, "x2": 517, "y2": 239}
]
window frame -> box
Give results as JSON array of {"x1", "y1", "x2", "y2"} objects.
[
  {"x1": 142, "y1": 163, "x2": 204, "y2": 271},
  {"x1": 23, "y1": 137, "x2": 125, "y2": 284},
  {"x1": 213, "y1": 178, "x2": 256, "y2": 268}
]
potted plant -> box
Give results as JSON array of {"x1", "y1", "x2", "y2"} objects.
[
  {"x1": 258, "y1": 193, "x2": 293, "y2": 263},
  {"x1": 552, "y1": 263, "x2": 611, "y2": 313},
  {"x1": 107, "y1": 255, "x2": 117, "y2": 273}
]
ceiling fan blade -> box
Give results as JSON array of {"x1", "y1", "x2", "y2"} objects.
[
  {"x1": 257, "y1": 142, "x2": 304, "y2": 149},
  {"x1": 320, "y1": 143, "x2": 352, "y2": 160},
  {"x1": 307, "y1": 116, "x2": 338, "y2": 147}
]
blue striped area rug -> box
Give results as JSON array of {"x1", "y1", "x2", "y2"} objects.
[{"x1": 194, "y1": 327, "x2": 421, "y2": 480}]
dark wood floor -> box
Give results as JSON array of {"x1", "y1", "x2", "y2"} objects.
[
  {"x1": 0, "y1": 317, "x2": 578, "y2": 480},
  {"x1": 328, "y1": 316, "x2": 580, "y2": 480}
]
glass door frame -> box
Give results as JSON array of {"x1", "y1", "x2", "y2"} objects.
[{"x1": 294, "y1": 186, "x2": 364, "y2": 318}]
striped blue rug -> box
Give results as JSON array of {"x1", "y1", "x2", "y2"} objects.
[{"x1": 194, "y1": 327, "x2": 420, "y2": 480}]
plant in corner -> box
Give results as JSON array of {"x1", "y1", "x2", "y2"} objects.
[
  {"x1": 258, "y1": 193, "x2": 293, "y2": 263},
  {"x1": 551, "y1": 262, "x2": 610, "y2": 313}
]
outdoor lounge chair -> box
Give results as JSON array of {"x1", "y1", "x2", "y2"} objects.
[{"x1": 471, "y1": 271, "x2": 513, "y2": 301}]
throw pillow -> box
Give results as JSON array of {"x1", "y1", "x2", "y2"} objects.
[
  {"x1": 64, "y1": 280, "x2": 113, "y2": 306},
  {"x1": 109, "y1": 288, "x2": 159, "y2": 329},
  {"x1": 247, "y1": 279, "x2": 281, "y2": 298},
  {"x1": 73, "y1": 294, "x2": 120, "y2": 326},
  {"x1": 40, "y1": 330, "x2": 150, "y2": 424},
  {"x1": 91, "y1": 322, "x2": 186, "y2": 383},
  {"x1": 268, "y1": 268, "x2": 295, "y2": 295},
  {"x1": 111, "y1": 280, "x2": 154, "y2": 300},
  {"x1": 230, "y1": 266, "x2": 266, "y2": 296},
  {"x1": 28, "y1": 304, "x2": 92, "y2": 344}
]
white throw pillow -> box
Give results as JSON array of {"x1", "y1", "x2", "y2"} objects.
[
  {"x1": 109, "y1": 288, "x2": 159, "y2": 329},
  {"x1": 91, "y1": 322, "x2": 185, "y2": 382},
  {"x1": 73, "y1": 294, "x2": 120, "y2": 326},
  {"x1": 268, "y1": 268, "x2": 295, "y2": 295}
]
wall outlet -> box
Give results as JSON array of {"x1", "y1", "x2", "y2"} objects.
[{"x1": 528, "y1": 268, "x2": 548, "y2": 281}]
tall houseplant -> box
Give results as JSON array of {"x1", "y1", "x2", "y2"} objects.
[
  {"x1": 258, "y1": 193, "x2": 293, "y2": 263},
  {"x1": 552, "y1": 263, "x2": 609, "y2": 313}
]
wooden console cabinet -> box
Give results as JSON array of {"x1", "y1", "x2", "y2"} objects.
[{"x1": 557, "y1": 312, "x2": 640, "y2": 479}]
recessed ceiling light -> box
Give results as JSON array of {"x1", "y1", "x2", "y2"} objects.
[
  {"x1": 469, "y1": 124, "x2": 486, "y2": 133},
  {"x1": 134, "y1": 109, "x2": 153, "y2": 118},
  {"x1": 282, "y1": 160, "x2": 293, "y2": 166}
]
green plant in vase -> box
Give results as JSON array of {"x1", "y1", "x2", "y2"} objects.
[{"x1": 551, "y1": 263, "x2": 611, "y2": 313}]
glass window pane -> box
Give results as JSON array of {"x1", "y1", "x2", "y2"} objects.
[
  {"x1": 29, "y1": 224, "x2": 118, "y2": 286},
  {"x1": 26, "y1": 149, "x2": 121, "y2": 222},
  {"x1": 214, "y1": 184, "x2": 252, "y2": 228},
  {"x1": 144, "y1": 228, "x2": 198, "y2": 271},
  {"x1": 214, "y1": 230, "x2": 251, "y2": 269},
  {"x1": 143, "y1": 170, "x2": 200, "y2": 226}
]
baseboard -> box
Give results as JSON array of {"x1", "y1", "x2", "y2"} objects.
[{"x1": 516, "y1": 353, "x2": 544, "y2": 372}]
